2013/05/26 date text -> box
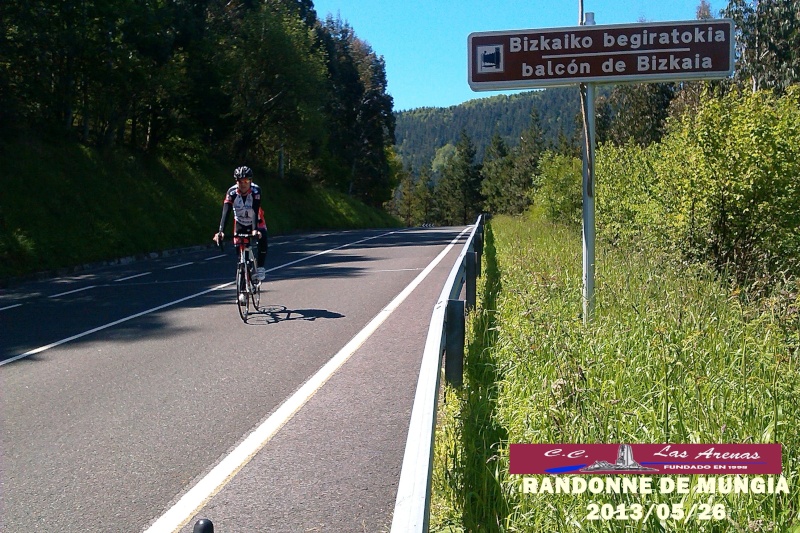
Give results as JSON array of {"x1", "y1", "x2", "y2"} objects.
[{"x1": 585, "y1": 502, "x2": 726, "y2": 521}]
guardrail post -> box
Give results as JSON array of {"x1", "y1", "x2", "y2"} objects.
[
  {"x1": 466, "y1": 252, "x2": 477, "y2": 310},
  {"x1": 444, "y1": 299, "x2": 465, "y2": 387},
  {"x1": 474, "y1": 216, "x2": 484, "y2": 277},
  {"x1": 475, "y1": 228, "x2": 483, "y2": 277},
  {"x1": 193, "y1": 519, "x2": 214, "y2": 532}
]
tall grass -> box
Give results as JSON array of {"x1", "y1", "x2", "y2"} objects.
[{"x1": 431, "y1": 212, "x2": 799, "y2": 532}]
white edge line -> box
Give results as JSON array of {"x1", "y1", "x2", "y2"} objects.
[
  {"x1": 144, "y1": 228, "x2": 469, "y2": 533},
  {"x1": 0, "y1": 303, "x2": 23, "y2": 311},
  {"x1": 114, "y1": 272, "x2": 152, "y2": 282},
  {"x1": 204, "y1": 255, "x2": 226, "y2": 261},
  {"x1": 48, "y1": 285, "x2": 98, "y2": 298},
  {"x1": 371, "y1": 268, "x2": 425, "y2": 273},
  {"x1": 391, "y1": 222, "x2": 478, "y2": 532}
]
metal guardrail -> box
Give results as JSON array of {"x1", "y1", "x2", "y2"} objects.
[{"x1": 390, "y1": 214, "x2": 485, "y2": 532}]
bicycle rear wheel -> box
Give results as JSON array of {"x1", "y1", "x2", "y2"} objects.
[{"x1": 236, "y1": 264, "x2": 249, "y2": 322}]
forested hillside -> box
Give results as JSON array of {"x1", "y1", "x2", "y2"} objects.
[
  {"x1": 394, "y1": 88, "x2": 587, "y2": 174},
  {"x1": 0, "y1": 0, "x2": 404, "y2": 280},
  {"x1": 1, "y1": 0, "x2": 396, "y2": 206}
]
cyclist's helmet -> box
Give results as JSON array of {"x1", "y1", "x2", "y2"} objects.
[{"x1": 234, "y1": 166, "x2": 253, "y2": 181}]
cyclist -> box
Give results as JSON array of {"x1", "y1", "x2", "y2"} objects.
[{"x1": 213, "y1": 166, "x2": 268, "y2": 282}]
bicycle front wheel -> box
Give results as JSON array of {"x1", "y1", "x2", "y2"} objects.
[
  {"x1": 251, "y1": 277, "x2": 261, "y2": 310},
  {"x1": 236, "y1": 264, "x2": 249, "y2": 322}
]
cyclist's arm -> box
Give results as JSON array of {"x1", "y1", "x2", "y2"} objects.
[
  {"x1": 218, "y1": 202, "x2": 232, "y2": 234},
  {"x1": 250, "y1": 196, "x2": 262, "y2": 235}
]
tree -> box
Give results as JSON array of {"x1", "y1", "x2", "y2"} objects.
[
  {"x1": 386, "y1": 154, "x2": 414, "y2": 225},
  {"x1": 413, "y1": 167, "x2": 435, "y2": 225},
  {"x1": 0, "y1": 0, "x2": 396, "y2": 201},
  {"x1": 224, "y1": 1, "x2": 328, "y2": 162},
  {"x1": 480, "y1": 133, "x2": 513, "y2": 214},
  {"x1": 536, "y1": 152, "x2": 583, "y2": 225},
  {"x1": 3, "y1": 0, "x2": 135, "y2": 139},
  {"x1": 317, "y1": 16, "x2": 363, "y2": 187},
  {"x1": 697, "y1": 0, "x2": 713, "y2": 19},
  {"x1": 349, "y1": 47, "x2": 396, "y2": 205},
  {"x1": 604, "y1": 83, "x2": 676, "y2": 146},
  {"x1": 317, "y1": 15, "x2": 395, "y2": 206},
  {"x1": 723, "y1": 0, "x2": 800, "y2": 94},
  {"x1": 431, "y1": 143, "x2": 456, "y2": 176},
  {"x1": 503, "y1": 109, "x2": 546, "y2": 214},
  {"x1": 394, "y1": 87, "x2": 586, "y2": 176},
  {"x1": 436, "y1": 130, "x2": 483, "y2": 225},
  {"x1": 668, "y1": 0, "x2": 720, "y2": 122}
]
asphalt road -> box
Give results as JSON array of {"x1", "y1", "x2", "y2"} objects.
[{"x1": 0, "y1": 226, "x2": 469, "y2": 532}]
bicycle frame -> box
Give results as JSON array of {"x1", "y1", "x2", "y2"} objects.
[{"x1": 233, "y1": 233, "x2": 261, "y2": 321}]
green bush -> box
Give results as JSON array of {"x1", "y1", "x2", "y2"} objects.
[
  {"x1": 596, "y1": 88, "x2": 800, "y2": 283},
  {"x1": 535, "y1": 152, "x2": 583, "y2": 226}
]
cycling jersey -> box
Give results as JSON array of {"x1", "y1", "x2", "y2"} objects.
[
  {"x1": 218, "y1": 183, "x2": 263, "y2": 233},
  {"x1": 216, "y1": 180, "x2": 269, "y2": 270}
]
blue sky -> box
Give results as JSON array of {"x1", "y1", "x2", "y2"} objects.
[{"x1": 311, "y1": 0, "x2": 723, "y2": 111}]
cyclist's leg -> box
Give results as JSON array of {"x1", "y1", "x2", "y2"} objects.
[
  {"x1": 251, "y1": 227, "x2": 266, "y2": 282},
  {"x1": 256, "y1": 228, "x2": 268, "y2": 267}
]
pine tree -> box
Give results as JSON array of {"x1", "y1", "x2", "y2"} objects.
[
  {"x1": 504, "y1": 109, "x2": 546, "y2": 214},
  {"x1": 394, "y1": 167, "x2": 415, "y2": 226},
  {"x1": 480, "y1": 134, "x2": 513, "y2": 215},
  {"x1": 437, "y1": 130, "x2": 483, "y2": 225},
  {"x1": 412, "y1": 167, "x2": 435, "y2": 226}
]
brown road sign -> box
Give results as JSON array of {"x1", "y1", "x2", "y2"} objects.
[{"x1": 469, "y1": 19, "x2": 734, "y2": 90}]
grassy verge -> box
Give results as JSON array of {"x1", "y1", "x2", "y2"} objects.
[
  {"x1": 431, "y1": 212, "x2": 799, "y2": 532},
  {"x1": 0, "y1": 137, "x2": 400, "y2": 282}
]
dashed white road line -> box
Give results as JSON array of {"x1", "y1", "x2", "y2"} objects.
[
  {"x1": 114, "y1": 272, "x2": 152, "y2": 282},
  {"x1": 48, "y1": 285, "x2": 97, "y2": 299},
  {"x1": 2, "y1": 284, "x2": 230, "y2": 367},
  {"x1": 2, "y1": 230, "x2": 400, "y2": 366},
  {"x1": 5, "y1": 231, "x2": 402, "y2": 312},
  {"x1": 166, "y1": 262, "x2": 194, "y2": 270}
]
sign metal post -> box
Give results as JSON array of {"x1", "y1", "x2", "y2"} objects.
[{"x1": 579, "y1": 5, "x2": 597, "y2": 324}]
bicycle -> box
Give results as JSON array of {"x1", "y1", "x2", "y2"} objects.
[{"x1": 223, "y1": 232, "x2": 262, "y2": 322}]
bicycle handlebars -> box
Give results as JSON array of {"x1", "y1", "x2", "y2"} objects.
[
  {"x1": 214, "y1": 232, "x2": 258, "y2": 251},
  {"x1": 232, "y1": 232, "x2": 260, "y2": 251}
]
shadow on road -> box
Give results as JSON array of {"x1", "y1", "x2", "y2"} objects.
[
  {"x1": 242, "y1": 305, "x2": 345, "y2": 326},
  {"x1": 1, "y1": 226, "x2": 467, "y2": 363}
]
